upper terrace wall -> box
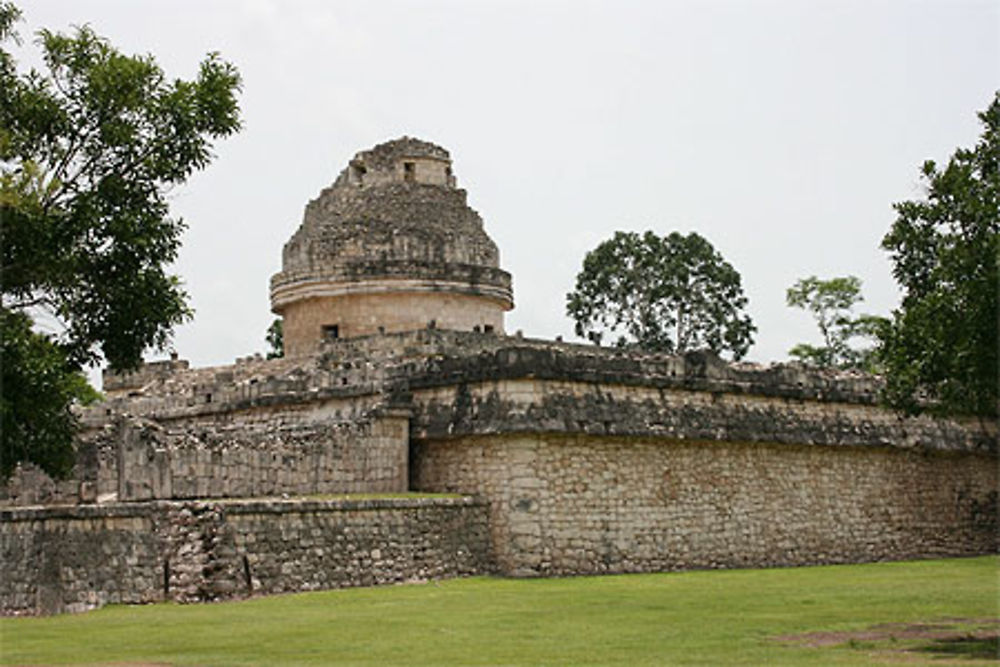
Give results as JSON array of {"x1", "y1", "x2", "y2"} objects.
[
  {"x1": 397, "y1": 336, "x2": 996, "y2": 577},
  {"x1": 408, "y1": 366, "x2": 996, "y2": 556},
  {"x1": 4, "y1": 330, "x2": 993, "y2": 509},
  {"x1": 2, "y1": 411, "x2": 409, "y2": 507},
  {"x1": 401, "y1": 344, "x2": 993, "y2": 453},
  {"x1": 3, "y1": 351, "x2": 411, "y2": 506}
]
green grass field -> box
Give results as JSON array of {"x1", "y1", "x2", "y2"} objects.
[{"x1": 2, "y1": 556, "x2": 997, "y2": 665}]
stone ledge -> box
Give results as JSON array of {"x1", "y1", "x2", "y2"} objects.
[
  {"x1": 96, "y1": 331, "x2": 889, "y2": 416},
  {"x1": 397, "y1": 342, "x2": 883, "y2": 405},
  {"x1": 409, "y1": 380, "x2": 995, "y2": 455},
  {"x1": 1, "y1": 502, "x2": 157, "y2": 521},
  {"x1": 217, "y1": 495, "x2": 485, "y2": 515},
  {"x1": 0, "y1": 495, "x2": 484, "y2": 522},
  {"x1": 270, "y1": 274, "x2": 514, "y2": 311},
  {"x1": 270, "y1": 261, "x2": 513, "y2": 294}
]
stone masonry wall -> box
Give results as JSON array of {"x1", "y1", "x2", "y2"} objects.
[
  {"x1": 282, "y1": 292, "x2": 506, "y2": 356},
  {"x1": 408, "y1": 376, "x2": 992, "y2": 453},
  {"x1": 1, "y1": 504, "x2": 163, "y2": 615},
  {"x1": 116, "y1": 412, "x2": 410, "y2": 501},
  {"x1": 227, "y1": 497, "x2": 491, "y2": 596},
  {"x1": 1, "y1": 497, "x2": 490, "y2": 616},
  {"x1": 407, "y1": 355, "x2": 995, "y2": 576},
  {"x1": 1, "y1": 411, "x2": 409, "y2": 506},
  {"x1": 287, "y1": 182, "x2": 499, "y2": 271},
  {"x1": 412, "y1": 434, "x2": 998, "y2": 577}
]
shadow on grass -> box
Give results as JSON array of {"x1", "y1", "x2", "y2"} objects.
[{"x1": 915, "y1": 635, "x2": 999, "y2": 661}]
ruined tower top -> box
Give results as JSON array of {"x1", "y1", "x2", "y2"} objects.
[
  {"x1": 341, "y1": 136, "x2": 454, "y2": 189},
  {"x1": 270, "y1": 137, "x2": 514, "y2": 356}
]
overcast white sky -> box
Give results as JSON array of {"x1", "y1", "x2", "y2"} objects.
[{"x1": 17, "y1": 1, "x2": 1000, "y2": 383}]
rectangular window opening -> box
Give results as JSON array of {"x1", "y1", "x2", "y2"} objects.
[
  {"x1": 404, "y1": 161, "x2": 415, "y2": 182},
  {"x1": 352, "y1": 163, "x2": 367, "y2": 185},
  {"x1": 323, "y1": 324, "x2": 340, "y2": 340}
]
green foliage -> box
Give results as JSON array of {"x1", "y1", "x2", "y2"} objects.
[
  {"x1": 566, "y1": 230, "x2": 756, "y2": 359},
  {"x1": 786, "y1": 275, "x2": 884, "y2": 370},
  {"x1": 0, "y1": 310, "x2": 97, "y2": 479},
  {"x1": 2, "y1": 557, "x2": 995, "y2": 665},
  {"x1": 878, "y1": 93, "x2": 999, "y2": 416},
  {"x1": 265, "y1": 318, "x2": 283, "y2": 359},
  {"x1": 1, "y1": 7, "x2": 242, "y2": 370},
  {"x1": 0, "y1": 3, "x2": 241, "y2": 478}
]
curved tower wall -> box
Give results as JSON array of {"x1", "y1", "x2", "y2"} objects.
[
  {"x1": 279, "y1": 291, "x2": 508, "y2": 354},
  {"x1": 270, "y1": 138, "x2": 513, "y2": 357}
]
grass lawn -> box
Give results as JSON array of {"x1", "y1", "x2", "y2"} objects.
[{"x1": 1, "y1": 556, "x2": 996, "y2": 665}]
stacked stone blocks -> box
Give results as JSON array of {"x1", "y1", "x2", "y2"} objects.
[{"x1": 1, "y1": 497, "x2": 491, "y2": 615}]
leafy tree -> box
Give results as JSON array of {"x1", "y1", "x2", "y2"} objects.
[
  {"x1": 266, "y1": 318, "x2": 283, "y2": 359},
  {"x1": 0, "y1": 2, "x2": 242, "y2": 478},
  {"x1": 0, "y1": 310, "x2": 100, "y2": 479},
  {"x1": 786, "y1": 275, "x2": 882, "y2": 370},
  {"x1": 566, "y1": 230, "x2": 756, "y2": 359},
  {"x1": 878, "y1": 92, "x2": 999, "y2": 417}
]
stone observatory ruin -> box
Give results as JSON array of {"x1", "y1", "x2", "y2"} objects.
[
  {"x1": 270, "y1": 137, "x2": 513, "y2": 356},
  {"x1": 2, "y1": 137, "x2": 996, "y2": 616}
]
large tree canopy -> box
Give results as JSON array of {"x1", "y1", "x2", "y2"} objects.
[
  {"x1": 0, "y1": 2, "x2": 241, "y2": 477},
  {"x1": 1, "y1": 3, "x2": 241, "y2": 369},
  {"x1": 878, "y1": 92, "x2": 998, "y2": 417},
  {"x1": 566, "y1": 230, "x2": 756, "y2": 359}
]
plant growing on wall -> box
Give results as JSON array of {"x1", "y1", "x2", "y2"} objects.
[
  {"x1": 566, "y1": 230, "x2": 756, "y2": 359},
  {"x1": 877, "y1": 92, "x2": 999, "y2": 417},
  {"x1": 266, "y1": 319, "x2": 283, "y2": 359},
  {"x1": 0, "y1": 2, "x2": 242, "y2": 478}
]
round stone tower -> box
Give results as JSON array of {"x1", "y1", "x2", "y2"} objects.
[{"x1": 270, "y1": 137, "x2": 514, "y2": 357}]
